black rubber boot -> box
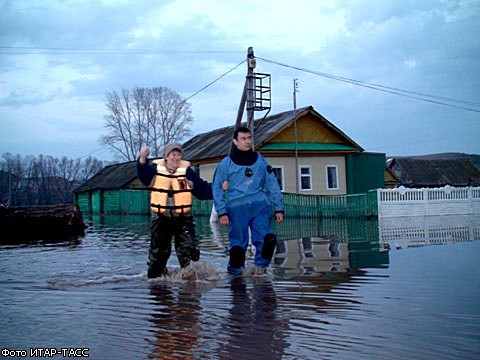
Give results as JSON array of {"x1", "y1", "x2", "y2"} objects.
[{"x1": 147, "y1": 263, "x2": 168, "y2": 278}]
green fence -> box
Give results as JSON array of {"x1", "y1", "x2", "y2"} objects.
[
  {"x1": 77, "y1": 189, "x2": 378, "y2": 218},
  {"x1": 76, "y1": 188, "x2": 150, "y2": 215},
  {"x1": 191, "y1": 199, "x2": 215, "y2": 217},
  {"x1": 192, "y1": 190, "x2": 378, "y2": 219}
]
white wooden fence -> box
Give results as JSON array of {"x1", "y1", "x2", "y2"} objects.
[{"x1": 377, "y1": 186, "x2": 480, "y2": 217}]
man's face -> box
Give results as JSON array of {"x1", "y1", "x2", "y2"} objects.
[
  {"x1": 233, "y1": 131, "x2": 252, "y2": 151},
  {"x1": 165, "y1": 149, "x2": 182, "y2": 170}
]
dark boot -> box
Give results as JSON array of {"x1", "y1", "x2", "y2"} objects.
[
  {"x1": 190, "y1": 247, "x2": 200, "y2": 261},
  {"x1": 147, "y1": 263, "x2": 168, "y2": 278}
]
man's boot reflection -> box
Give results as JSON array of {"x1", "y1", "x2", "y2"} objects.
[
  {"x1": 149, "y1": 283, "x2": 202, "y2": 360},
  {"x1": 219, "y1": 277, "x2": 287, "y2": 360}
]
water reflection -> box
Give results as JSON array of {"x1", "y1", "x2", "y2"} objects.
[
  {"x1": 275, "y1": 237, "x2": 350, "y2": 274},
  {"x1": 86, "y1": 214, "x2": 151, "y2": 235},
  {"x1": 273, "y1": 237, "x2": 373, "y2": 318},
  {"x1": 274, "y1": 235, "x2": 389, "y2": 278},
  {"x1": 148, "y1": 281, "x2": 213, "y2": 360},
  {"x1": 379, "y1": 214, "x2": 480, "y2": 249},
  {"x1": 2, "y1": 212, "x2": 479, "y2": 360},
  {"x1": 218, "y1": 278, "x2": 288, "y2": 360}
]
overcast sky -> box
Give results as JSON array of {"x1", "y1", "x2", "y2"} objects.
[{"x1": 1, "y1": 0, "x2": 479, "y2": 161}]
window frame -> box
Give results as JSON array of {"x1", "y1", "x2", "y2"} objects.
[
  {"x1": 326, "y1": 165, "x2": 339, "y2": 190},
  {"x1": 271, "y1": 165, "x2": 285, "y2": 192},
  {"x1": 299, "y1": 165, "x2": 312, "y2": 191}
]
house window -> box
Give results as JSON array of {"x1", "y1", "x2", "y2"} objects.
[
  {"x1": 300, "y1": 165, "x2": 312, "y2": 191},
  {"x1": 271, "y1": 166, "x2": 284, "y2": 191},
  {"x1": 326, "y1": 165, "x2": 338, "y2": 190}
]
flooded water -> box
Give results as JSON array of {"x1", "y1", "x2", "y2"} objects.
[{"x1": 1, "y1": 214, "x2": 479, "y2": 360}]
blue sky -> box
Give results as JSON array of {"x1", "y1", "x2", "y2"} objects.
[{"x1": 1, "y1": 0, "x2": 479, "y2": 160}]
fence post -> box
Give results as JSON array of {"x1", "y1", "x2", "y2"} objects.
[
  {"x1": 377, "y1": 188, "x2": 382, "y2": 217},
  {"x1": 423, "y1": 188, "x2": 428, "y2": 216}
]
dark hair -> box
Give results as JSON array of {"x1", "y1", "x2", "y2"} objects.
[{"x1": 233, "y1": 126, "x2": 251, "y2": 140}]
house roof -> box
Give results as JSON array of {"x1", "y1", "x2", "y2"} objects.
[
  {"x1": 75, "y1": 106, "x2": 364, "y2": 192},
  {"x1": 74, "y1": 161, "x2": 138, "y2": 193},
  {"x1": 384, "y1": 167, "x2": 400, "y2": 183},
  {"x1": 388, "y1": 156, "x2": 480, "y2": 187},
  {"x1": 396, "y1": 152, "x2": 480, "y2": 170},
  {"x1": 182, "y1": 106, "x2": 363, "y2": 161}
]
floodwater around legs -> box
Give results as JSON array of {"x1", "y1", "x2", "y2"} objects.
[{"x1": 1, "y1": 214, "x2": 479, "y2": 359}]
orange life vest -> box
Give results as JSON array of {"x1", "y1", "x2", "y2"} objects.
[{"x1": 150, "y1": 159, "x2": 192, "y2": 214}]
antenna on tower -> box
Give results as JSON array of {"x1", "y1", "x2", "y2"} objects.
[{"x1": 232, "y1": 47, "x2": 271, "y2": 153}]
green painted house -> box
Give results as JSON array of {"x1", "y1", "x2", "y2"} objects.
[{"x1": 74, "y1": 161, "x2": 149, "y2": 215}]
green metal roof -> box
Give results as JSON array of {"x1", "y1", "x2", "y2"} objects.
[{"x1": 258, "y1": 142, "x2": 359, "y2": 152}]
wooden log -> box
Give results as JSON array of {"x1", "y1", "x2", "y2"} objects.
[{"x1": 0, "y1": 204, "x2": 86, "y2": 244}]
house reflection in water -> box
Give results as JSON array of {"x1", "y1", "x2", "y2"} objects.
[
  {"x1": 274, "y1": 237, "x2": 351, "y2": 274},
  {"x1": 267, "y1": 216, "x2": 389, "y2": 276},
  {"x1": 271, "y1": 212, "x2": 479, "y2": 275},
  {"x1": 274, "y1": 233, "x2": 389, "y2": 276}
]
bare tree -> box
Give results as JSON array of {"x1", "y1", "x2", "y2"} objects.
[
  {"x1": 0, "y1": 153, "x2": 24, "y2": 206},
  {"x1": 55, "y1": 156, "x2": 82, "y2": 203},
  {"x1": 81, "y1": 156, "x2": 105, "y2": 181},
  {"x1": 100, "y1": 86, "x2": 193, "y2": 161},
  {"x1": 0, "y1": 153, "x2": 107, "y2": 206}
]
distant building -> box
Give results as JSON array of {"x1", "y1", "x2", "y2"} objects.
[
  {"x1": 74, "y1": 161, "x2": 149, "y2": 214},
  {"x1": 387, "y1": 153, "x2": 480, "y2": 188},
  {"x1": 384, "y1": 167, "x2": 401, "y2": 189}
]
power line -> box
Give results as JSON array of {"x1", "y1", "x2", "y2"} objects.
[
  {"x1": 5, "y1": 44, "x2": 477, "y2": 112},
  {"x1": 73, "y1": 145, "x2": 112, "y2": 161},
  {"x1": 184, "y1": 59, "x2": 246, "y2": 102},
  {"x1": 256, "y1": 56, "x2": 480, "y2": 113},
  {"x1": 0, "y1": 46, "x2": 244, "y2": 55},
  {"x1": 74, "y1": 58, "x2": 246, "y2": 160}
]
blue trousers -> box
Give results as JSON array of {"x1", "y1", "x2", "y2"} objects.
[{"x1": 227, "y1": 200, "x2": 273, "y2": 274}]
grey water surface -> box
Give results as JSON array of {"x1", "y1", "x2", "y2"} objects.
[{"x1": 1, "y1": 214, "x2": 479, "y2": 360}]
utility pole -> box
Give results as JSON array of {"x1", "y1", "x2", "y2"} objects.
[
  {"x1": 232, "y1": 47, "x2": 255, "y2": 154},
  {"x1": 246, "y1": 47, "x2": 256, "y2": 150},
  {"x1": 232, "y1": 47, "x2": 270, "y2": 154},
  {"x1": 293, "y1": 78, "x2": 299, "y2": 194}
]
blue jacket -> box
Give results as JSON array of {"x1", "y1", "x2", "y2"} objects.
[
  {"x1": 137, "y1": 159, "x2": 213, "y2": 200},
  {"x1": 213, "y1": 150, "x2": 284, "y2": 217}
]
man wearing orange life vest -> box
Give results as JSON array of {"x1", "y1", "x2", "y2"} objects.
[{"x1": 137, "y1": 143, "x2": 213, "y2": 278}]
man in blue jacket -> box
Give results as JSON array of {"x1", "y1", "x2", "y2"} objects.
[
  {"x1": 213, "y1": 127, "x2": 284, "y2": 276},
  {"x1": 137, "y1": 143, "x2": 212, "y2": 278}
]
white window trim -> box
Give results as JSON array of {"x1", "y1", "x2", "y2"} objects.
[
  {"x1": 271, "y1": 165, "x2": 285, "y2": 192},
  {"x1": 299, "y1": 165, "x2": 312, "y2": 191},
  {"x1": 326, "y1": 165, "x2": 339, "y2": 190}
]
